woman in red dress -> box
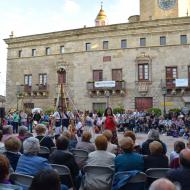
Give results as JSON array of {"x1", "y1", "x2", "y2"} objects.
[{"x1": 103, "y1": 107, "x2": 118, "y2": 145}]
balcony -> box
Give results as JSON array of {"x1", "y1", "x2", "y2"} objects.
[
  {"x1": 32, "y1": 84, "x2": 49, "y2": 97},
  {"x1": 165, "y1": 79, "x2": 190, "y2": 96},
  {"x1": 17, "y1": 85, "x2": 32, "y2": 97},
  {"x1": 86, "y1": 80, "x2": 126, "y2": 97},
  {"x1": 24, "y1": 85, "x2": 32, "y2": 93},
  {"x1": 18, "y1": 84, "x2": 49, "y2": 98},
  {"x1": 36, "y1": 84, "x2": 49, "y2": 92}
]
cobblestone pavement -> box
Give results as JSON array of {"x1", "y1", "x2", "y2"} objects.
[{"x1": 118, "y1": 132, "x2": 188, "y2": 155}]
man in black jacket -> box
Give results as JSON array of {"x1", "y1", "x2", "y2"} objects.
[
  {"x1": 166, "y1": 148, "x2": 190, "y2": 190},
  {"x1": 142, "y1": 129, "x2": 167, "y2": 155},
  {"x1": 49, "y1": 136, "x2": 79, "y2": 188}
]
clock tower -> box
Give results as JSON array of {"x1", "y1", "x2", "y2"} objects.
[{"x1": 140, "y1": 0, "x2": 190, "y2": 21}]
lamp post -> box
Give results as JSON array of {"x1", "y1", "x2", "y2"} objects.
[
  {"x1": 162, "y1": 86, "x2": 167, "y2": 116},
  {"x1": 16, "y1": 94, "x2": 18, "y2": 111},
  {"x1": 105, "y1": 90, "x2": 110, "y2": 108},
  {"x1": 16, "y1": 84, "x2": 20, "y2": 111}
]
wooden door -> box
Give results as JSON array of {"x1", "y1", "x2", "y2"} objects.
[{"x1": 135, "y1": 97, "x2": 153, "y2": 111}]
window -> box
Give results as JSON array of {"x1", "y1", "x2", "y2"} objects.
[
  {"x1": 96, "y1": 20, "x2": 106, "y2": 26},
  {"x1": 60, "y1": 46, "x2": 65, "y2": 54},
  {"x1": 112, "y1": 69, "x2": 122, "y2": 81},
  {"x1": 103, "y1": 41, "x2": 109, "y2": 49},
  {"x1": 32, "y1": 49, "x2": 36, "y2": 56},
  {"x1": 18, "y1": 50, "x2": 22, "y2": 58},
  {"x1": 103, "y1": 56, "x2": 111, "y2": 62},
  {"x1": 85, "y1": 43, "x2": 91, "y2": 51},
  {"x1": 138, "y1": 64, "x2": 149, "y2": 80},
  {"x1": 121, "y1": 39, "x2": 127, "y2": 48},
  {"x1": 166, "y1": 67, "x2": 177, "y2": 88},
  {"x1": 24, "y1": 75, "x2": 32, "y2": 86},
  {"x1": 24, "y1": 103, "x2": 34, "y2": 110},
  {"x1": 180, "y1": 35, "x2": 187, "y2": 45},
  {"x1": 93, "y1": 70, "x2": 103, "y2": 81},
  {"x1": 160, "y1": 36, "x2": 166, "y2": 46},
  {"x1": 45, "y1": 47, "x2": 50, "y2": 55},
  {"x1": 93, "y1": 103, "x2": 106, "y2": 111},
  {"x1": 140, "y1": 38, "x2": 146, "y2": 47},
  {"x1": 39, "y1": 73, "x2": 47, "y2": 85}
]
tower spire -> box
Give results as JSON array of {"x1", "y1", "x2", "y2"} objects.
[
  {"x1": 101, "y1": 1, "x2": 103, "y2": 9},
  {"x1": 95, "y1": 1, "x2": 107, "y2": 26}
]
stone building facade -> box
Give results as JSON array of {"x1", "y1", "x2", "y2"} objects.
[{"x1": 4, "y1": 0, "x2": 190, "y2": 112}]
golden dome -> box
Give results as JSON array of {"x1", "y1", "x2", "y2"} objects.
[{"x1": 96, "y1": 5, "x2": 107, "y2": 20}]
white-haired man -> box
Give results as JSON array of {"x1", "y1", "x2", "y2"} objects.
[{"x1": 16, "y1": 137, "x2": 52, "y2": 176}]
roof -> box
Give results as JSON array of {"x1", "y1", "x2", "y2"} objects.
[{"x1": 4, "y1": 16, "x2": 190, "y2": 45}]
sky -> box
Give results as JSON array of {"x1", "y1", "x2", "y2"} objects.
[{"x1": 0, "y1": 0, "x2": 139, "y2": 96}]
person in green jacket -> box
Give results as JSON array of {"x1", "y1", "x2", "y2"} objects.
[{"x1": 13, "y1": 111, "x2": 20, "y2": 133}]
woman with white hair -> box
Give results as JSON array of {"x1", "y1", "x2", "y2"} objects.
[
  {"x1": 16, "y1": 137, "x2": 52, "y2": 176},
  {"x1": 141, "y1": 129, "x2": 167, "y2": 155}
]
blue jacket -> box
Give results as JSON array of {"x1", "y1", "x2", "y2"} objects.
[
  {"x1": 16, "y1": 154, "x2": 52, "y2": 176},
  {"x1": 115, "y1": 152, "x2": 144, "y2": 172},
  {"x1": 112, "y1": 170, "x2": 139, "y2": 190}
]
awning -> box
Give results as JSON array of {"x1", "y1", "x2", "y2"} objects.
[{"x1": 182, "y1": 96, "x2": 190, "y2": 102}]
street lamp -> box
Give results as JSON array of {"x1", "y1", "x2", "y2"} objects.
[
  {"x1": 16, "y1": 84, "x2": 20, "y2": 111},
  {"x1": 162, "y1": 86, "x2": 167, "y2": 116},
  {"x1": 105, "y1": 90, "x2": 110, "y2": 108}
]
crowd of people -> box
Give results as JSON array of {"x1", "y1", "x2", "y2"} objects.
[
  {"x1": 2, "y1": 106, "x2": 190, "y2": 140},
  {"x1": 0, "y1": 106, "x2": 189, "y2": 189}
]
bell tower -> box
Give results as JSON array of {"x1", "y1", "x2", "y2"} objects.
[
  {"x1": 95, "y1": 2, "x2": 108, "y2": 26},
  {"x1": 140, "y1": 0, "x2": 190, "y2": 21}
]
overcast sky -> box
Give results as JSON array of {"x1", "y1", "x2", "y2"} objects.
[{"x1": 0, "y1": 0, "x2": 139, "y2": 95}]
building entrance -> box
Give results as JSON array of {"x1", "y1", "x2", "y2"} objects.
[{"x1": 135, "y1": 97, "x2": 153, "y2": 111}]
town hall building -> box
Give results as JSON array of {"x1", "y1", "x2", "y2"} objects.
[{"x1": 4, "y1": 0, "x2": 190, "y2": 112}]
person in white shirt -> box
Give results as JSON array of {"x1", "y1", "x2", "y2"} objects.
[
  {"x1": 53, "y1": 106, "x2": 63, "y2": 138},
  {"x1": 87, "y1": 135, "x2": 115, "y2": 167}
]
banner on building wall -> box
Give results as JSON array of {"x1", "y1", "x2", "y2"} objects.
[
  {"x1": 95, "y1": 81, "x2": 116, "y2": 88},
  {"x1": 160, "y1": 102, "x2": 174, "y2": 106},
  {"x1": 175, "y1": 79, "x2": 188, "y2": 87}
]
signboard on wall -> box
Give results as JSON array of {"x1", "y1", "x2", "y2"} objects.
[
  {"x1": 95, "y1": 81, "x2": 116, "y2": 88},
  {"x1": 160, "y1": 102, "x2": 174, "y2": 106},
  {"x1": 175, "y1": 79, "x2": 188, "y2": 87}
]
